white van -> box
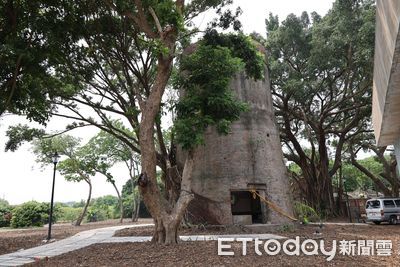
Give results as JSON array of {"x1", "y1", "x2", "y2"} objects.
[{"x1": 365, "y1": 198, "x2": 400, "y2": 225}]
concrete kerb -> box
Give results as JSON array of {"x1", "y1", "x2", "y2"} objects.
[{"x1": 0, "y1": 223, "x2": 286, "y2": 266}]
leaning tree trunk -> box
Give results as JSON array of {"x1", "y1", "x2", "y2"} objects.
[
  {"x1": 138, "y1": 53, "x2": 195, "y2": 244},
  {"x1": 153, "y1": 151, "x2": 195, "y2": 244},
  {"x1": 111, "y1": 181, "x2": 123, "y2": 223},
  {"x1": 139, "y1": 112, "x2": 196, "y2": 244},
  {"x1": 351, "y1": 157, "x2": 392, "y2": 196},
  {"x1": 75, "y1": 178, "x2": 92, "y2": 226}
]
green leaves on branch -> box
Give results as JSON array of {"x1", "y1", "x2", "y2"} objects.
[
  {"x1": 32, "y1": 135, "x2": 80, "y2": 162},
  {"x1": 173, "y1": 32, "x2": 264, "y2": 150},
  {"x1": 203, "y1": 30, "x2": 264, "y2": 80},
  {"x1": 265, "y1": 0, "x2": 375, "y2": 212},
  {"x1": 5, "y1": 124, "x2": 45, "y2": 152},
  {"x1": 0, "y1": 1, "x2": 67, "y2": 123}
]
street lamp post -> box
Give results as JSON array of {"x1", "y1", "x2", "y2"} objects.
[{"x1": 47, "y1": 152, "x2": 60, "y2": 241}]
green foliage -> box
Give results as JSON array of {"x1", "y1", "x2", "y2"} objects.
[
  {"x1": 32, "y1": 133, "x2": 129, "y2": 224},
  {"x1": 10, "y1": 201, "x2": 60, "y2": 228},
  {"x1": 32, "y1": 134, "x2": 99, "y2": 183},
  {"x1": 122, "y1": 194, "x2": 135, "y2": 218},
  {"x1": 203, "y1": 30, "x2": 265, "y2": 80},
  {"x1": 72, "y1": 200, "x2": 86, "y2": 208},
  {"x1": 56, "y1": 196, "x2": 122, "y2": 223},
  {"x1": 84, "y1": 128, "x2": 135, "y2": 186},
  {"x1": 57, "y1": 206, "x2": 82, "y2": 223},
  {"x1": 0, "y1": 199, "x2": 12, "y2": 227},
  {"x1": 121, "y1": 178, "x2": 138, "y2": 218},
  {"x1": 173, "y1": 31, "x2": 265, "y2": 150},
  {"x1": 0, "y1": 208, "x2": 12, "y2": 228},
  {"x1": 87, "y1": 127, "x2": 134, "y2": 163},
  {"x1": 266, "y1": 0, "x2": 375, "y2": 212},
  {"x1": 85, "y1": 207, "x2": 107, "y2": 222},
  {"x1": 174, "y1": 44, "x2": 245, "y2": 149},
  {"x1": 122, "y1": 179, "x2": 136, "y2": 197},
  {"x1": 331, "y1": 158, "x2": 385, "y2": 192},
  {"x1": 32, "y1": 135, "x2": 80, "y2": 166},
  {"x1": 85, "y1": 195, "x2": 120, "y2": 222},
  {"x1": 92, "y1": 195, "x2": 119, "y2": 208},
  {"x1": 0, "y1": 1, "x2": 65, "y2": 123},
  {"x1": 85, "y1": 205, "x2": 113, "y2": 222},
  {"x1": 293, "y1": 202, "x2": 320, "y2": 224},
  {"x1": 342, "y1": 160, "x2": 375, "y2": 192},
  {"x1": 5, "y1": 124, "x2": 45, "y2": 152},
  {"x1": 121, "y1": 178, "x2": 154, "y2": 218}
]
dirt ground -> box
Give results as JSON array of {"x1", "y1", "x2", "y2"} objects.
[
  {"x1": 27, "y1": 223, "x2": 400, "y2": 266},
  {"x1": 0, "y1": 218, "x2": 152, "y2": 255},
  {"x1": 114, "y1": 223, "x2": 274, "y2": 236}
]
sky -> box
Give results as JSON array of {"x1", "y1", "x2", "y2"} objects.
[{"x1": 0, "y1": 0, "x2": 335, "y2": 205}]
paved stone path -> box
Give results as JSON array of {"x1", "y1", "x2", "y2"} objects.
[
  {"x1": 0, "y1": 224, "x2": 153, "y2": 266},
  {"x1": 0, "y1": 223, "x2": 285, "y2": 266}
]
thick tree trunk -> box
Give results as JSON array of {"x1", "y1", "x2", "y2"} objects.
[
  {"x1": 75, "y1": 178, "x2": 92, "y2": 226},
  {"x1": 111, "y1": 181, "x2": 123, "y2": 223},
  {"x1": 137, "y1": 51, "x2": 191, "y2": 244},
  {"x1": 139, "y1": 146, "x2": 195, "y2": 244},
  {"x1": 300, "y1": 162, "x2": 335, "y2": 215},
  {"x1": 317, "y1": 133, "x2": 335, "y2": 215}
]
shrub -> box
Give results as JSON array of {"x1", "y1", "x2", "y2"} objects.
[
  {"x1": 293, "y1": 202, "x2": 320, "y2": 224},
  {"x1": 92, "y1": 195, "x2": 119, "y2": 219},
  {"x1": 0, "y1": 201, "x2": 12, "y2": 227},
  {"x1": 10, "y1": 201, "x2": 60, "y2": 228},
  {"x1": 122, "y1": 194, "x2": 134, "y2": 218},
  {"x1": 58, "y1": 206, "x2": 82, "y2": 223},
  {"x1": 85, "y1": 206, "x2": 110, "y2": 222},
  {"x1": 92, "y1": 195, "x2": 119, "y2": 207},
  {"x1": 72, "y1": 200, "x2": 86, "y2": 208}
]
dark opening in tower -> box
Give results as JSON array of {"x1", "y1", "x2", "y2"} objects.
[{"x1": 230, "y1": 190, "x2": 263, "y2": 224}]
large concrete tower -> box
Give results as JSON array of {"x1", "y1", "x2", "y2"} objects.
[{"x1": 185, "y1": 68, "x2": 294, "y2": 225}]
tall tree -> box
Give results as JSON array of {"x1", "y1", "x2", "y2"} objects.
[
  {"x1": 86, "y1": 127, "x2": 138, "y2": 223},
  {"x1": 265, "y1": 0, "x2": 375, "y2": 214},
  {"x1": 0, "y1": 1, "x2": 63, "y2": 123},
  {"x1": 32, "y1": 135, "x2": 96, "y2": 226},
  {"x1": 4, "y1": 0, "x2": 262, "y2": 243}
]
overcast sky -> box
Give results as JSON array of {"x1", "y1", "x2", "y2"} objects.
[{"x1": 0, "y1": 0, "x2": 335, "y2": 205}]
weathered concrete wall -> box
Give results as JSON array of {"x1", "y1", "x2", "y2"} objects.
[
  {"x1": 372, "y1": 0, "x2": 400, "y2": 146},
  {"x1": 185, "y1": 69, "x2": 294, "y2": 225}
]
